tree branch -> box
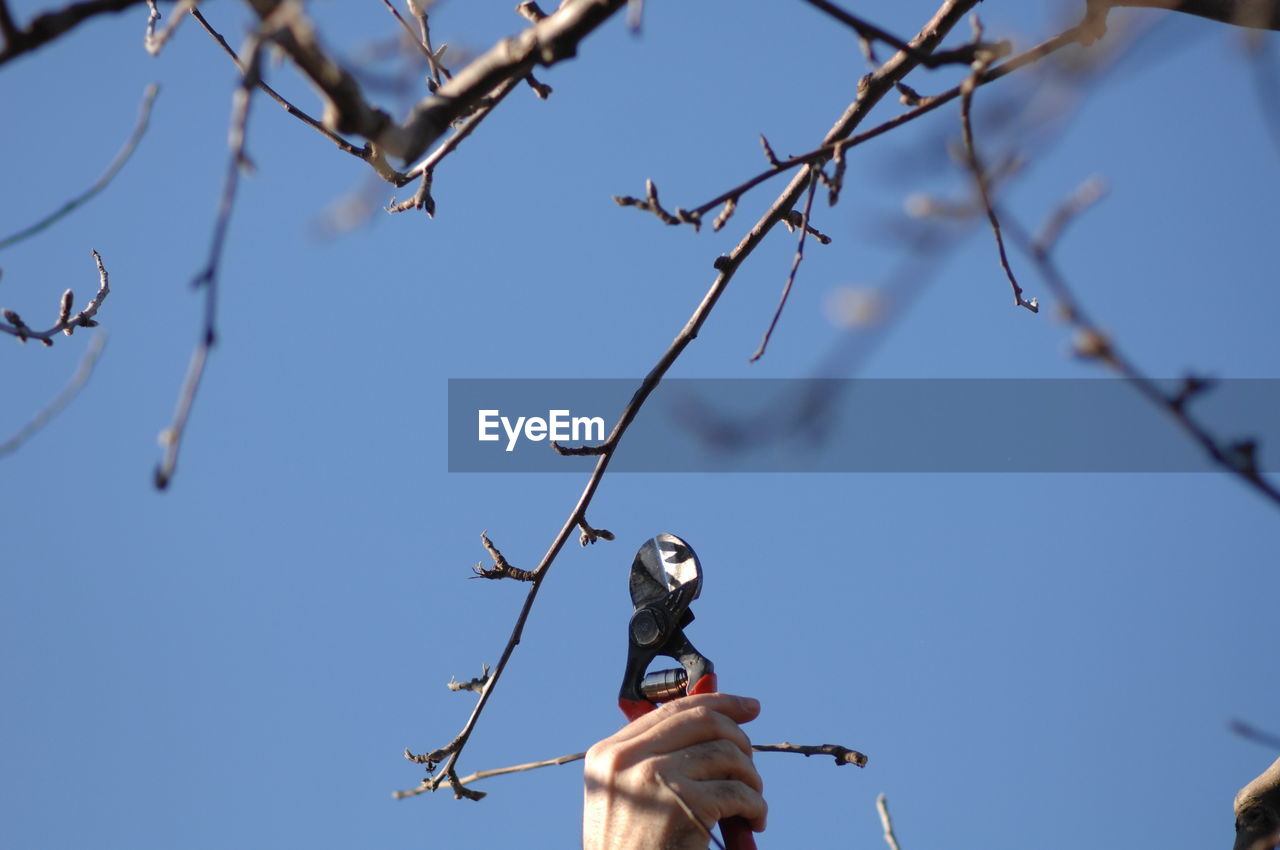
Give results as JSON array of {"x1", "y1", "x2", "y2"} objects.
[
  {"x1": 1009, "y1": 180, "x2": 1280, "y2": 507},
  {"x1": 0, "y1": 83, "x2": 159, "y2": 250},
  {"x1": 0, "y1": 331, "x2": 106, "y2": 456},
  {"x1": 403, "y1": 0, "x2": 984, "y2": 800},
  {"x1": 0, "y1": 0, "x2": 147, "y2": 66},
  {"x1": 0, "y1": 250, "x2": 110, "y2": 345},
  {"x1": 394, "y1": 739, "x2": 867, "y2": 799}
]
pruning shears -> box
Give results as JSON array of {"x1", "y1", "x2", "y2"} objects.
[{"x1": 618, "y1": 533, "x2": 756, "y2": 850}]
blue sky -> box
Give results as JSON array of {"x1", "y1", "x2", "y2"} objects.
[{"x1": 1, "y1": 1, "x2": 1276, "y2": 848}]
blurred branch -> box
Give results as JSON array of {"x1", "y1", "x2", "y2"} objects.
[
  {"x1": 154, "y1": 11, "x2": 275, "y2": 490},
  {"x1": 0, "y1": 84, "x2": 158, "y2": 250},
  {"x1": 624, "y1": 24, "x2": 1085, "y2": 230},
  {"x1": 1233, "y1": 720, "x2": 1280, "y2": 751},
  {"x1": 1009, "y1": 179, "x2": 1280, "y2": 508},
  {"x1": 0, "y1": 0, "x2": 147, "y2": 65},
  {"x1": 877, "y1": 793, "x2": 903, "y2": 850},
  {"x1": 394, "y1": 740, "x2": 867, "y2": 799},
  {"x1": 0, "y1": 331, "x2": 106, "y2": 457},
  {"x1": 1082, "y1": 0, "x2": 1280, "y2": 44},
  {"x1": 143, "y1": 0, "x2": 192, "y2": 55}
]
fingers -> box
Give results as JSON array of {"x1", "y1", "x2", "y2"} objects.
[
  {"x1": 657, "y1": 774, "x2": 769, "y2": 834},
  {"x1": 609, "y1": 693, "x2": 760, "y2": 751},
  {"x1": 658, "y1": 738, "x2": 763, "y2": 793}
]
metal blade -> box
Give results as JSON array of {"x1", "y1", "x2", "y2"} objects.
[{"x1": 628, "y1": 533, "x2": 702, "y2": 609}]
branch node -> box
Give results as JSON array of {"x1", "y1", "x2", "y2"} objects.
[
  {"x1": 447, "y1": 664, "x2": 492, "y2": 694},
  {"x1": 577, "y1": 518, "x2": 615, "y2": 547},
  {"x1": 473, "y1": 531, "x2": 537, "y2": 581}
]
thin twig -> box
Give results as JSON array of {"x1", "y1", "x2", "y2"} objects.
[
  {"x1": 0, "y1": 332, "x2": 106, "y2": 457},
  {"x1": 393, "y1": 750, "x2": 586, "y2": 798},
  {"x1": 877, "y1": 793, "x2": 903, "y2": 850},
  {"x1": 1232, "y1": 719, "x2": 1280, "y2": 751},
  {"x1": 189, "y1": 8, "x2": 380, "y2": 168},
  {"x1": 958, "y1": 17, "x2": 1038, "y2": 312},
  {"x1": 155, "y1": 19, "x2": 272, "y2": 490},
  {"x1": 144, "y1": 0, "x2": 194, "y2": 56},
  {"x1": 751, "y1": 742, "x2": 867, "y2": 766},
  {"x1": 395, "y1": 739, "x2": 868, "y2": 799},
  {"x1": 661, "y1": 26, "x2": 1086, "y2": 225},
  {"x1": 0, "y1": 84, "x2": 159, "y2": 250},
  {"x1": 1008, "y1": 184, "x2": 1280, "y2": 508},
  {"x1": 0, "y1": 1, "x2": 19, "y2": 47},
  {"x1": 656, "y1": 772, "x2": 726, "y2": 850},
  {"x1": 378, "y1": 0, "x2": 433, "y2": 62},
  {"x1": 750, "y1": 174, "x2": 820, "y2": 362},
  {"x1": 0, "y1": 250, "x2": 111, "y2": 345},
  {"x1": 403, "y1": 0, "x2": 984, "y2": 799},
  {"x1": 388, "y1": 76, "x2": 523, "y2": 213}
]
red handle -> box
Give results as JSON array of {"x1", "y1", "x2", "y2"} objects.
[{"x1": 618, "y1": 673, "x2": 757, "y2": 850}]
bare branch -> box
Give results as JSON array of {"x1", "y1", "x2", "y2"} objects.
[
  {"x1": 155, "y1": 13, "x2": 277, "y2": 490},
  {"x1": 0, "y1": 332, "x2": 106, "y2": 457},
  {"x1": 752, "y1": 742, "x2": 868, "y2": 766},
  {"x1": 401, "y1": 0, "x2": 984, "y2": 799},
  {"x1": 0, "y1": 84, "x2": 159, "y2": 250},
  {"x1": 0, "y1": 0, "x2": 147, "y2": 66},
  {"x1": 661, "y1": 26, "x2": 1084, "y2": 225},
  {"x1": 877, "y1": 793, "x2": 904, "y2": 850},
  {"x1": 751, "y1": 175, "x2": 821, "y2": 362},
  {"x1": 189, "y1": 8, "x2": 377, "y2": 167},
  {"x1": 0, "y1": 250, "x2": 111, "y2": 345},
  {"x1": 388, "y1": 76, "x2": 524, "y2": 215},
  {"x1": 472, "y1": 532, "x2": 536, "y2": 581},
  {"x1": 143, "y1": 0, "x2": 193, "y2": 56},
  {"x1": 1008, "y1": 182, "x2": 1280, "y2": 507},
  {"x1": 656, "y1": 772, "x2": 725, "y2": 850},
  {"x1": 1082, "y1": 0, "x2": 1280, "y2": 45},
  {"x1": 396, "y1": 739, "x2": 866, "y2": 800},
  {"x1": 447, "y1": 664, "x2": 491, "y2": 695},
  {"x1": 1233, "y1": 720, "x2": 1280, "y2": 751},
  {"x1": 958, "y1": 17, "x2": 1038, "y2": 312}
]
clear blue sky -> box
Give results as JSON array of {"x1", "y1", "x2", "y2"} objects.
[{"x1": 1, "y1": 1, "x2": 1276, "y2": 848}]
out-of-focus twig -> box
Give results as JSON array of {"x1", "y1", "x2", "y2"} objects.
[
  {"x1": 144, "y1": 0, "x2": 193, "y2": 55},
  {"x1": 877, "y1": 793, "x2": 903, "y2": 850},
  {"x1": 0, "y1": 0, "x2": 147, "y2": 65},
  {"x1": 0, "y1": 332, "x2": 106, "y2": 457},
  {"x1": 1010, "y1": 179, "x2": 1280, "y2": 508},
  {"x1": 1233, "y1": 720, "x2": 1280, "y2": 751},
  {"x1": 639, "y1": 25, "x2": 1087, "y2": 230},
  {"x1": 155, "y1": 14, "x2": 276, "y2": 490},
  {"x1": 0, "y1": 84, "x2": 159, "y2": 250}
]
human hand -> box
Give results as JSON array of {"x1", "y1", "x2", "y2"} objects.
[{"x1": 583, "y1": 693, "x2": 766, "y2": 850}]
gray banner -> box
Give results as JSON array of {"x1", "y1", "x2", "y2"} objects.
[{"x1": 447, "y1": 378, "x2": 1280, "y2": 473}]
